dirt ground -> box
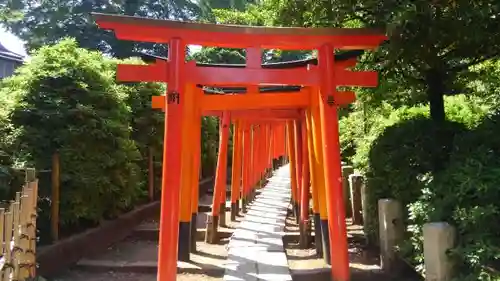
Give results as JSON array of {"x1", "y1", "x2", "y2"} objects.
[
  {"x1": 50, "y1": 203, "x2": 237, "y2": 281},
  {"x1": 283, "y1": 208, "x2": 423, "y2": 281},
  {"x1": 52, "y1": 271, "x2": 222, "y2": 281}
]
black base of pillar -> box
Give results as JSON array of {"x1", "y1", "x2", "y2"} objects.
[
  {"x1": 293, "y1": 203, "x2": 300, "y2": 224},
  {"x1": 205, "y1": 215, "x2": 219, "y2": 244},
  {"x1": 219, "y1": 203, "x2": 226, "y2": 227},
  {"x1": 178, "y1": 221, "x2": 191, "y2": 261},
  {"x1": 320, "y1": 219, "x2": 331, "y2": 265},
  {"x1": 230, "y1": 202, "x2": 237, "y2": 221},
  {"x1": 313, "y1": 213, "x2": 323, "y2": 257},
  {"x1": 190, "y1": 213, "x2": 197, "y2": 253},
  {"x1": 242, "y1": 198, "x2": 247, "y2": 213},
  {"x1": 299, "y1": 219, "x2": 310, "y2": 249}
]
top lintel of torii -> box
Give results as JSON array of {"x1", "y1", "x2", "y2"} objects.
[{"x1": 93, "y1": 13, "x2": 387, "y2": 50}]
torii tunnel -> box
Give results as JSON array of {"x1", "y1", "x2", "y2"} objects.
[{"x1": 93, "y1": 13, "x2": 386, "y2": 281}]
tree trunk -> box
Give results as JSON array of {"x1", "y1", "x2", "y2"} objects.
[
  {"x1": 425, "y1": 68, "x2": 448, "y2": 173},
  {"x1": 425, "y1": 69, "x2": 446, "y2": 123}
]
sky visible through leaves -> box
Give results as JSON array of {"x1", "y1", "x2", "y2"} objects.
[{"x1": 0, "y1": 26, "x2": 26, "y2": 56}]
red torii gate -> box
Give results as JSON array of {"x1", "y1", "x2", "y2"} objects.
[{"x1": 93, "y1": 12, "x2": 386, "y2": 281}]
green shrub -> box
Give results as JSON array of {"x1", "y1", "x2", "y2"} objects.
[
  {"x1": 405, "y1": 112, "x2": 500, "y2": 280},
  {"x1": 340, "y1": 101, "x2": 395, "y2": 164},
  {"x1": 122, "y1": 76, "x2": 165, "y2": 196},
  {"x1": 201, "y1": 116, "x2": 218, "y2": 178},
  {"x1": 352, "y1": 95, "x2": 488, "y2": 245},
  {"x1": 0, "y1": 38, "x2": 143, "y2": 227}
]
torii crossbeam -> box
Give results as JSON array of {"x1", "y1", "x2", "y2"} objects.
[{"x1": 93, "y1": 12, "x2": 386, "y2": 281}]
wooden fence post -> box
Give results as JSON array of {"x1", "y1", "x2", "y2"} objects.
[
  {"x1": 341, "y1": 165, "x2": 354, "y2": 218},
  {"x1": 51, "y1": 152, "x2": 60, "y2": 242},
  {"x1": 0, "y1": 177, "x2": 39, "y2": 280},
  {"x1": 349, "y1": 174, "x2": 363, "y2": 225},
  {"x1": 148, "y1": 147, "x2": 154, "y2": 201}
]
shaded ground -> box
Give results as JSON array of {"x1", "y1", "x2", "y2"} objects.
[
  {"x1": 283, "y1": 207, "x2": 422, "y2": 281},
  {"x1": 52, "y1": 271, "x2": 222, "y2": 281},
  {"x1": 50, "y1": 194, "x2": 236, "y2": 281}
]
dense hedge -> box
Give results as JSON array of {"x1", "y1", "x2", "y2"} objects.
[
  {"x1": 0, "y1": 39, "x2": 144, "y2": 227},
  {"x1": 406, "y1": 113, "x2": 500, "y2": 280},
  {"x1": 123, "y1": 77, "x2": 165, "y2": 197},
  {"x1": 0, "y1": 39, "x2": 220, "y2": 238},
  {"x1": 342, "y1": 95, "x2": 494, "y2": 280}
]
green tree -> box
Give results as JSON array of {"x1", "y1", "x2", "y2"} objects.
[
  {"x1": 198, "y1": 0, "x2": 258, "y2": 21},
  {"x1": 193, "y1": 6, "x2": 311, "y2": 65},
  {"x1": 3, "y1": 0, "x2": 201, "y2": 57},
  {"x1": 0, "y1": 38, "x2": 143, "y2": 226},
  {"x1": 263, "y1": 0, "x2": 500, "y2": 122},
  {"x1": 0, "y1": 0, "x2": 23, "y2": 22}
]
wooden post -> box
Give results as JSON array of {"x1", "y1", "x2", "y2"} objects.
[
  {"x1": 306, "y1": 108, "x2": 322, "y2": 257},
  {"x1": 190, "y1": 89, "x2": 203, "y2": 253},
  {"x1": 286, "y1": 121, "x2": 299, "y2": 222},
  {"x1": 318, "y1": 44, "x2": 349, "y2": 281},
  {"x1": 3, "y1": 203, "x2": 13, "y2": 281},
  {"x1": 19, "y1": 191, "x2": 31, "y2": 279},
  {"x1": 241, "y1": 122, "x2": 250, "y2": 213},
  {"x1": 178, "y1": 82, "x2": 196, "y2": 261},
  {"x1": 218, "y1": 114, "x2": 230, "y2": 228},
  {"x1": 148, "y1": 147, "x2": 154, "y2": 201},
  {"x1": 157, "y1": 38, "x2": 185, "y2": 281},
  {"x1": 206, "y1": 112, "x2": 230, "y2": 244},
  {"x1": 299, "y1": 115, "x2": 311, "y2": 249},
  {"x1": 51, "y1": 152, "x2": 60, "y2": 242},
  {"x1": 311, "y1": 102, "x2": 330, "y2": 264},
  {"x1": 293, "y1": 120, "x2": 303, "y2": 224},
  {"x1": 349, "y1": 174, "x2": 363, "y2": 225},
  {"x1": 342, "y1": 166, "x2": 354, "y2": 218},
  {"x1": 230, "y1": 120, "x2": 242, "y2": 221},
  {"x1": 12, "y1": 194, "x2": 21, "y2": 279}
]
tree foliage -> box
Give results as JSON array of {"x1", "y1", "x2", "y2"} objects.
[
  {"x1": 406, "y1": 112, "x2": 500, "y2": 280},
  {"x1": 3, "y1": 0, "x2": 201, "y2": 57},
  {"x1": 260, "y1": 0, "x2": 500, "y2": 122},
  {"x1": 0, "y1": 39, "x2": 144, "y2": 226},
  {"x1": 0, "y1": 0, "x2": 23, "y2": 22},
  {"x1": 343, "y1": 94, "x2": 493, "y2": 279}
]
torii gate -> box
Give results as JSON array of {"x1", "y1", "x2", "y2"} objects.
[{"x1": 93, "y1": 13, "x2": 386, "y2": 281}]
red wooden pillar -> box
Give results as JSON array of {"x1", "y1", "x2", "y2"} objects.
[
  {"x1": 318, "y1": 44, "x2": 350, "y2": 281},
  {"x1": 230, "y1": 120, "x2": 243, "y2": 221},
  {"x1": 241, "y1": 122, "x2": 251, "y2": 212},
  {"x1": 205, "y1": 112, "x2": 230, "y2": 243},
  {"x1": 299, "y1": 114, "x2": 311, "y2": 248},
  {"x1": 293, "y1": 120, "x2": 303, "y2": 223},
  {"x1": 218, "y1": 113, "x2": 231, "y2": 227},
  {"x1": 254, "y1": 125, "x2": 261, "y2": 190},
  {"x1": 157, "y1": 38, "x2": 186, "y2": 281},
  {"x1": 286, "y1": 121, "x2": 298, "y2": 215}
]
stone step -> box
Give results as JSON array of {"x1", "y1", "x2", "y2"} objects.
[
  {"x1": 131, "y1": 227, "x2": 233, "y2": 241},
  {"x1": 75, "y1": 240, "x2": 228, "y2": 275}
]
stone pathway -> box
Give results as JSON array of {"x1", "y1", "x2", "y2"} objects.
[
  {"x1": 48, "y1": 167, "x2": 293, "y2": 281},
  {"x1": 223, "y1": 164, "x2": 292, "y2": 281}
]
